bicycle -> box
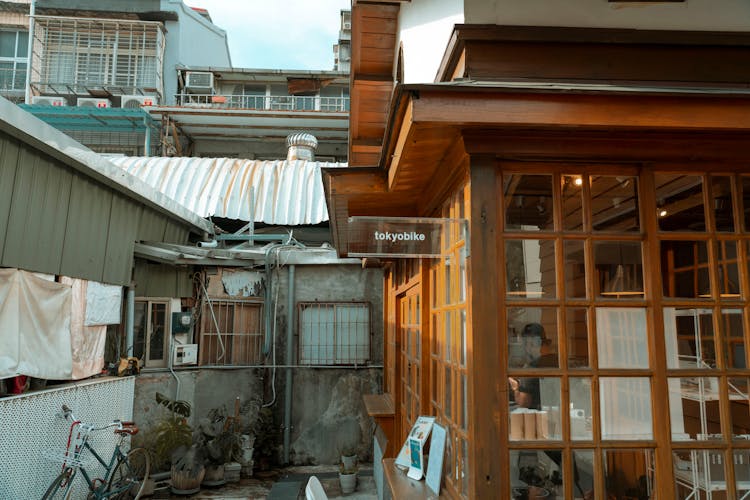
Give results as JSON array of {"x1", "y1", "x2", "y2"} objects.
[{"x1": 41, "y1": 404, "x2": 150, "y2": 500}]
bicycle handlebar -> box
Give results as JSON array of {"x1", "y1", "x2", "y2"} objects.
[{"x1": 59, "y1": 404, "x2": 138, "y2": 434}]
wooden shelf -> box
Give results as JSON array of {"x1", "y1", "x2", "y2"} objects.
[
  {"x1": 383, "y1": 458, "x2": 449, "y2": 499},
  {"x1": 363, "y1": 393, "x2": 395, "y2": 417}
]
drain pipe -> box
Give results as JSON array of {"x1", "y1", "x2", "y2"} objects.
[
  {"x1": 125, "y1": 286, "x2": 135, "y2": 356},
  {"x1": 283, "y1": 264, "x2": 295, "y2": 464}
]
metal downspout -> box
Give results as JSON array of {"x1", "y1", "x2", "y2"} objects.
[
  {"x1": 125, "y1": 286, "x2": 135, "y2": 355},
  {"x1": 24, "y1": 0, "x2": 35, "y2": 104},
  {"x1": 144, "y1": 117, "x2": 151, "y2": 156},
  {"x1": 283, "y1": 264, "x2": 295, "y2": 464}
]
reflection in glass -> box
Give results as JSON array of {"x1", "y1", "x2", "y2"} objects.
[
  {"x1": 564, "y1": 240, "x2": 586, "y2": 299},
  {"x1": 655, "y1": 174, "x2": 706, "y2": 231},
  {"x1": 604, "y1": 449, "x2": 653, "y2": 499},
  {"x1": 460, "y1": 310, "x2": 467, "y2": 367},
  {"x1": 722, "y1": 309, "x2": 745, "y2": 370},
  {"x1": 596, "y1": 308, "x2": 648, "y2": 369},
  {"x1": 591, "y1": 175, "x2": 640, "y2": 232},
  {"x1": 600, "y1": 377, "x2": 652, "y2": 440},
  {"x1": 573, "y1": 451, "x2": 596, "y2": 499},
  {"x1": 570, "y1": 377, "x2": 593, "y2": 440},
  {"x1": 562, "y1": 174, "x2": 583, "y2": 231},
  {"x1": 735, "y1": 450, "x2": 750, "y2": 497},
  {"x1": 712, "y1": 175, "x2": 735, "y2": 232},
  {"x1": 149, "y1": 303, "x2": 166, "y2": 361},
  {"x1": 504, "y1": 174, "x2": 554, "y2": 231},
  {"x1": 668, "y1": 377, "x2": 722, "y2": 440},
  {"x1": 506, "y1": 239, "x2": 556, "y2": 298},
  {"x1": 133, "y1": 302, "x2": 146, "y2": 360},
  {"x1": 508, "y1": 307, "x2": 559, "y2": 369},
  {"x1": 729, "y1": 378, "x2": 750, "y2": 440},
  {"x1": 461, "y1": 438, "x2": 469, "y2": 497},
  {"x1": 660, "y1": 240, "x2": 710, "y2": 299},
  {"x1": 509, "y1": 378, "x2": 561, "y2": 440},
  {"x1": 461, "y1": 373, "x2": 468, "y2": 430},
  {"x1": 743, "y1": 175, "x2": 750, "y2": 232},
  {"x1": 566, "y1": 308, "x2": 589, "y2": 368},
  {"x1": 717, "y1": 241, "x2": 741, "y2": 298},
  {"x1": 663, "y1": 308, "x2": 716, "y2": 370},
  {"x1": 673, "y1": 450, "x2": 726, "y2": 498},
  {"x1": 509, "y1": 449, "x2": 564, "y2": 499},
  {"x1": 594, "y1": 241, "x2": 643, "y2": 298}
]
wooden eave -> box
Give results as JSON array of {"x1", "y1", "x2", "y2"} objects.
[{"x1": 349, "y1": 1, "x2": 403, "y2": 166}]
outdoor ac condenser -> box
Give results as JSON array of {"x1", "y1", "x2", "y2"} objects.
[
  {"x1": 31, "y1": 96, "x2": 67, "y2": 106},
  {"x1": 185, "y1": 71, "x2": 214, "y2": 93},
  {"x1": 173, "y1": 344, "x2": 198, "y2": 366},
  {"x1": 77, "y1": 97, "x2": 111, "y2": 108},
  {"x1": 121, "y1": 95, "x2": 156, "y2": 108}
]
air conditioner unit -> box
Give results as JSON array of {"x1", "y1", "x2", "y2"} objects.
[
  {"x1": 77, "y1": 97, "x2": 111, "y2": 108},
  {"x1": 173, "y1": 343, "x2": 198, "y2": 366},
  {"x1": 121, "y1": 95, "x2": 156, "y2": 108},
  {"x1": 185, "y1": 71, "x2": 214, "y2": 93},
  {"x1": 31, "y1": 96, "x2": 67, "y2": 106}
]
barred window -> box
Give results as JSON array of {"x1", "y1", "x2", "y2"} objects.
[
  {"x1": 298, "y1": 302, "x2": 371, "y2": 365},
  {"x1": 199, "y1": 300, "x2": 263, "y2": 366}
]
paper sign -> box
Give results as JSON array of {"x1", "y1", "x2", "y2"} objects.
[
  {"x1": 426, "y1": 423, "x2": 446, "y2": 495},
  {"x1": 395, "y1": 415, "x2": 436, "y2": 470}
]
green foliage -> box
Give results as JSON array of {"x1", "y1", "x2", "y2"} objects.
[{"x1": 153, "y1": 415, "x2": 193, "y2": 471}]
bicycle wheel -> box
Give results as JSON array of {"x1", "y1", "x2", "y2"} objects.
[
  {"x1": 41, "y1": 468, "x2": 76, "y2": 500},
  {"x1": 106, "y1": 447, "x2": 150, "y2": 500}
]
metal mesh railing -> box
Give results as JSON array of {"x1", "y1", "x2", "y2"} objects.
[{"x1": 0, "y1": 377, "x2": 135, "y2": 499}]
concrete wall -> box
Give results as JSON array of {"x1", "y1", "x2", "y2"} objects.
[
  {"x1": 192, "y1": 138, "x2": 348, "y2": 162},
  {"x1": 161, "y1": 0, "x2": 231, "y2": 104},
  {"x1": 132, "y1": 261, "x2": 384, "y2": 467}
]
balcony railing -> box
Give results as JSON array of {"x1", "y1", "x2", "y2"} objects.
[{"x1": 174, "y1": 93, "x2": 350, "y2": 112}]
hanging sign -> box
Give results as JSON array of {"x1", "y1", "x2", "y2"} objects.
[{"x1": 347, "y1": 217, "x2": 467, "y2": 258}]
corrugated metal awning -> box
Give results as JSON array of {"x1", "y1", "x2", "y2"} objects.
[{"x1": 110, "y1": 156, "x2": 347, "y2": 226}]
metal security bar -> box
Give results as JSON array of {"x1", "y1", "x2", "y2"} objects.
[
  {"x1": 298, "y1": 302, "x2": 371, "y2": 365},
  {"x1": 199, "y1": 300, "x2": 264, "y2": 366},
  {"x1": 30, "y1": 16, "x2": 165, "y2": 97},
  {"x1": 175, "y1": 93, "x2": 350, "y2": 112}
]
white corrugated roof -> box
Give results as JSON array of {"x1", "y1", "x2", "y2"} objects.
[{"x1": 110, "y1": 156, "x2": 347, "y2": 226}]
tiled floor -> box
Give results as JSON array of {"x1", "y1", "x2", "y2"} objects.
[{"x1": 155, "y1": 465, "x2": 378, "y2": 500}]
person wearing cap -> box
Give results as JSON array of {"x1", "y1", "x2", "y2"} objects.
[{"x1": 508, "y1": 322, "x2": 554, "y2": 409}]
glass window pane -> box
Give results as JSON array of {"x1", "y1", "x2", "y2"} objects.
[
  {"x1": 460, "y1": 310, "x2": 466, "y2": 367},
  {"x1": 461, "y1": 373, "x2": 467, "y2": 430},
  {"x1": 573, "y1": 450, "x2": 596, "y2": 499},
  {"x1": 655, "y1": 174, "x2": 706, "y2": 231},
  {"x1": 509, "y1": 378, "x2": 561, "y2": 439},
  {"x1": 504, "y1": 174, "x2": 554, "y2": 231},
  {"x1": 735, "y1": 450, "x2": 750, "y2": 496},
  {"x1": 660, "y1": 240, "x2": 710, "y2": 299},
  {"x1": 570, "y1": 377, "x2": 593, "y2": 440},
  {"x1": 461, "y1": 438, "x2": 469, "y2": 497},
  {"x1": 564, "y1": 240, "x2": 586, "y2": 299},
  {"x1": 729, "y1": 377, "x2": 750, "y2": 440},
  {"x1": 509, "y1": 450, "x2": 564, "y2": 498},
  {"x1": 742, "y1": 175, "x2": 750, "y2": 232},
  {"x1": 604, "y1": 449, "x2": 654, "y2": 498},
  {"x1": 722, "y1": 309, "x2": 745, "y2": 370},
  {"x1": 133, "y1": 302, "x2": 147, "y2": 360},
  {"x1": 0, "y1": 61, "x2": 12, "y2": 89},
  {"x1": 591, "y1": 175, "x2": 640, "y2": 232},
  {"x1": 718, "y1": 241, "x2": 741, "y2": 299},
  {"x1": 668, "y1": 377, "x2": 722, "y2": 440},
  {"x1": 16, "y1": 31, "x2": 27, "y2": 58},
  {"x1": 14, "y1": 62, "x2": 25, "y2": 90},
  {"x1": 149, "y1": 303, "x2": 167, "y2": 361},
  {"x1": 600, "y1": 377, "x2": 652, "y2": 440},
  {"x1": 562, "y1": 174, "x2": 583, "y2": 231},
  {"x1": 594, "y1": 241, "x2": 643, "y2": 298},
  {"x1": 712, "y1": 175, "x2": 735, "y2": 232},
  {"x1": 566, "y1": 307, "x2": 589, "y2": 368},
  {"x1": 506, "y1": 239, "x2": 556, "y2": 299},
  {"x1": 674, "y1": 450, "x2": 726, "y2": 498},
  {"x1": 0, "y1": 32, "x2": 15, "y2": 57},
  {"x1": 508, "y1": 307, "x2": 559, "y2": 369},
  {"x1": 596, "y1": 308, "x2": 649, "y2": 369},
  {"x1": 664, "y1": 308, "x2": 716, "y2": 370}
]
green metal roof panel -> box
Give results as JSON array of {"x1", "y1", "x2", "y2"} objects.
[
  {"x1": 103, "y1": 195, "x2": 140, "y2": 285},
  {"x1": 0, "y1": 137, "x2": 20, "y2": 257}
]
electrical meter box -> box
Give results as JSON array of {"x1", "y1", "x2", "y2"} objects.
[
  {"x1": 173, "y1": 344, "x2": 198, "y2": 366},
  {"x1": 171, "y1": 311, "x2": 192, "y2": 334}
]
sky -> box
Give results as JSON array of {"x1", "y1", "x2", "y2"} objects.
[{"x1": 184, "y1": 0, "x2": 352, "y2": 71}]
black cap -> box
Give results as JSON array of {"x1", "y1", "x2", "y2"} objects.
[{"x1": 521, "y1": 323, "x2": 546, "y2": 340}]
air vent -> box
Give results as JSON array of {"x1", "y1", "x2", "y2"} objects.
[
  {"x1": 185, "y1": 71, "x2": 214, "y2": 92},
  {"x1": 31, "y1": 96, "x2": 67, "y2": 106},
  {"x1": 121, "y1": 95, "x2": 156, "y2": 108},
  {"x1": 77, "y1": 98, "x2": 111, "y2": 108}
]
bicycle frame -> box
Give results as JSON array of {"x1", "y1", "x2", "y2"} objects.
[{"x1": 73, "y1": 435, "x2": 129, "y2": 498}]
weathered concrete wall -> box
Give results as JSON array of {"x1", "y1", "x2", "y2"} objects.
[{"x1": 131, "y1": 262, "x2": 384, "y2": 467}]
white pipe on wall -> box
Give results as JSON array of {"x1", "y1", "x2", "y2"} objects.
[{"x1": 283, "y1": 264, "x2": 295, "y2": 464}]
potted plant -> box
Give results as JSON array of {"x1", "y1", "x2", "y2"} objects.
[
  {"x1": 197, "y1": 406, "x2": 242, "y2": 487},
  {"x1": 339, "y1": 445, "x2": 358, "y2": 472},
  {"x1": 338, "y1": 454, "x2": 358, "y2": 494}
]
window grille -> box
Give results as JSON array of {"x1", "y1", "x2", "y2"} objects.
[
  {"x1": 199, "y1": 300, "x2": 263, "y2": 366},
  {"x1": 31, "y1": 16, "x2": 164, "y2": 96},
  {"x1": 298, "y1": 302, "x2": 371, "y2": 365},
  {"x1": 0, "y1": 30, "x2": 28, "y2": 96}
]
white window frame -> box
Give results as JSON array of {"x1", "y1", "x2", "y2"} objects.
[
  {"x1": 133, "y1": 298, "x2": 171, "y2": 368},
  {"x1": 0, "y1": 30, "x2": 28, "y2": 92}
]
